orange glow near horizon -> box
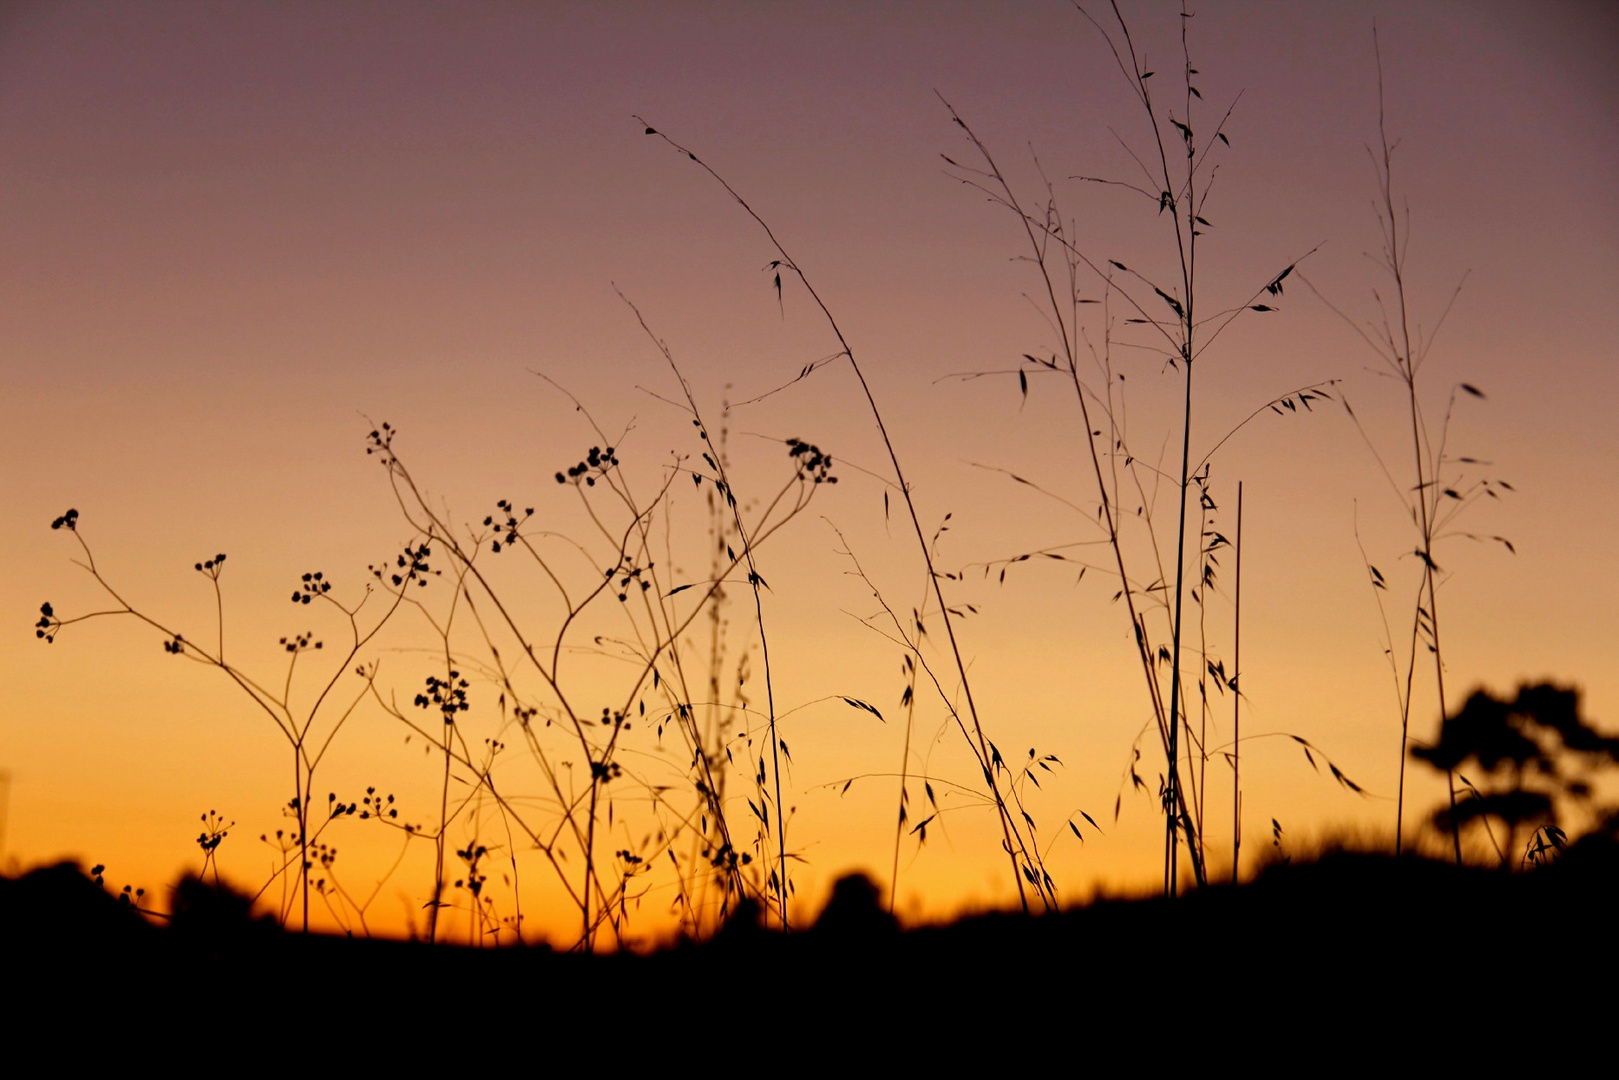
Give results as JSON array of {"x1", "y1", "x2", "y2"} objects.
[{"x1": 4, "y1": 1, "x2": 1617, "y2": 944}]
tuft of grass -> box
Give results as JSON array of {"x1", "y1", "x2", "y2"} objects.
[
  {"x1": 358, "y1": 402, "x2": 836, "y2": 945},
  {"x1": 937, "y1": 1, "x2": 1334, "y2": 895}
]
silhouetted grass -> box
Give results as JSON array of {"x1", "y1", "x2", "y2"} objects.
[
  {"x1": 24, "y1": 5, "x2": 1564, "y2": 952},
  {"x1": 635, "y1": 120, "x2": 1053, "y2": 913},
  {"x1": 1302, "y1": 28, "x2": 1515, "y2": 864},
  {"x1": 936, "y1": 2, "x2": 1336, "y2": 896}
]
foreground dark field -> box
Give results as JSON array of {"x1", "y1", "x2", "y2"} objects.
[{"x1": 8, "y1": 844, "x2": 1614, "y2": 1060}]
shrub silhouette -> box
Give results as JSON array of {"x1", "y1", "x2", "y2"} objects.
[
  {"x1": 168, "y1": 874, "x2": 279, "y2": 942},
  {"x1": 0, "y1": 863, "x2": 149, "y2": 944},
  {"x1": 811, "y1": 873, "x2": 896, "y2": 942},
  {"x1": 1413, "y1": 683, "x2": 1619, "y2": 865}
]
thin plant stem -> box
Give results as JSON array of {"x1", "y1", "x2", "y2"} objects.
[
  {"x1": 1232, "y1": 481, "x2": 1242, "y2": 885},
  {"x1": 889, "y1": 576, "x2": 926, "y2": 916},
  {"x1": 1372, "y1": 29, "x2": 1460, "y2": 863}
]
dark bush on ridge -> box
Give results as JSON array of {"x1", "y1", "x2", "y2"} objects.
[{"x1": 1413, "y1": 683, "x2": 1619, "y2": 864}]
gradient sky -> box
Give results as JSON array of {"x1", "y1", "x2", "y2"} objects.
[{"x1": 4, "y1": 0, "x2": 1616, "y2": 941}]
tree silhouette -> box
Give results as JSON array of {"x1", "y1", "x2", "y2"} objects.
[{"x1": 1413, "y1": 683, "x2": 1619, "y2": 866}]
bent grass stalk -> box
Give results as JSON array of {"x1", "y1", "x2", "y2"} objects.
[{"x1": 637, "y1": 120, "x2": 1050, "y2": 911}]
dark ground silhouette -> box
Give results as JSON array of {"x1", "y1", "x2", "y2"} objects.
[
  {"x1": 6, "y1": 840, "x2": 1614, "y2": 1061},
  {"x1": 11, "y1": 682, "x2": 1612, "y2": 1060}
]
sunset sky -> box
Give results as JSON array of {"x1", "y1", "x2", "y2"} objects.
[{"x1": 4, "y1": 0, "x2": 1616, "y2": 943}]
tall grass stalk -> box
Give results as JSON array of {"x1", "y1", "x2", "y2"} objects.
[
  {"x1": 638, "y1": 121, "x2": 1051, "y2": 912},
  {"x1": 1305, "y1": 31, "x2": 1511, "y2": 864},
  {"x1": 888, "y1": 575, "x2": 926, "y2": 917},
  {"x1": 1231, "y1": 481, "x2": 1243, "y2": 884},
  {"x1": 1372, "y1": 44, "x2": 1459, "y2": 864},
  {"x1": 1088, "y1": 2, "x2": 1202, "y2": 894},
  {"x1": 941, "y1": 2, "x2": 1323, "y2": 894}
]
